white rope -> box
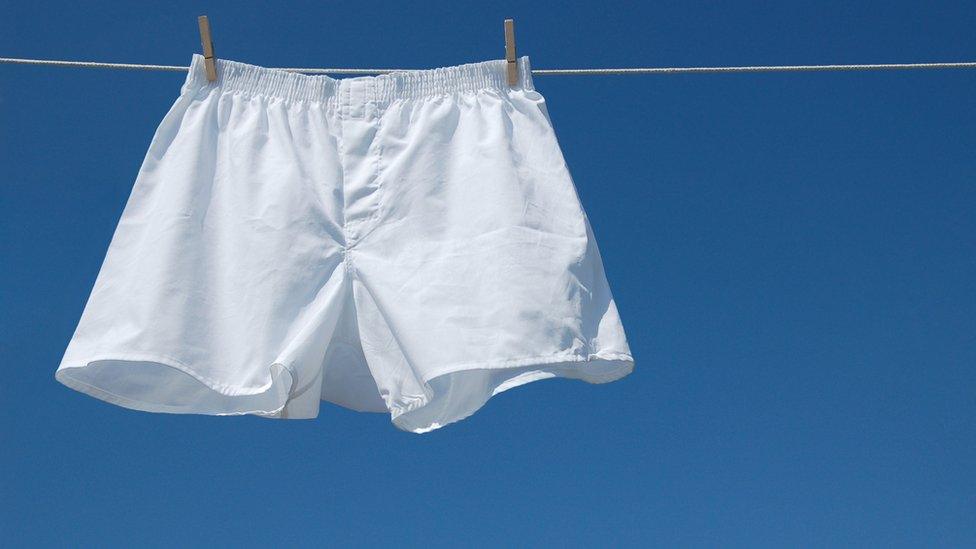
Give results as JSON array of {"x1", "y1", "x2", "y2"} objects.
[
  {"x1": 533, "y1": 62, "x2": 976, "y2": 75},
  {"x1": 2, "y1": 56, "x2": 976, "y2": 75},
  {"x1": 0, "y1": 57, "x2": 190, "y2": 72}
]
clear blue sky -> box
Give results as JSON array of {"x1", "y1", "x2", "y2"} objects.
[{"x1": 2, "y1": 1, "x2": 974, "y2": 546}]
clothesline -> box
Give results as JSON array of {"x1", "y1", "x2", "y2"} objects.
[{"x1": 2, "y1": 56, "x2": 976, "y2": 75}]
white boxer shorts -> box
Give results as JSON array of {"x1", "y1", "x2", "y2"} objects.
[{"x1": 55, "y1": 54, "x2": 634, "y2": 433}]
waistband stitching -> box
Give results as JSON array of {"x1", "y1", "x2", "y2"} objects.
[{"x1": 186, "y1": 55, "x2": 534, "y2": 104}]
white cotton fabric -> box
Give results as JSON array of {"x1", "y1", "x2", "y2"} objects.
[{"x1": 56, "y1": 54, "x2": 634, "y2": 433}]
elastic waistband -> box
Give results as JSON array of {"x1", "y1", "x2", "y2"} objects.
[{"x1": 183, "y1": 54, "x2": 534, "y2": 104}]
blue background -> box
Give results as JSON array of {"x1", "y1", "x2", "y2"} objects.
[{"x1": 2, "y1": 1, "x2": 974, "y2": 546}]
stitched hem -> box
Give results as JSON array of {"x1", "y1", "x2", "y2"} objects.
[
  {"x1": 57, "y1": 352, "x2": 293, "y2": 395},
  {"x1": 388, "y1": 351, "x2": 634, "y2": 434},
  {"x1": 55, "y1": 354, "x2": 296, "y2": 417},
  {"x1": 418, "y1": 350, "x2": 634, "y2": 388}
]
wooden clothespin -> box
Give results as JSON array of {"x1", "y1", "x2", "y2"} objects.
[
  {"x1": 504, "y1": 18, "x2": 517, "y2": 86},
  {"x1": 197, "y1": 15, "x2": 217, "y2": 82}
]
